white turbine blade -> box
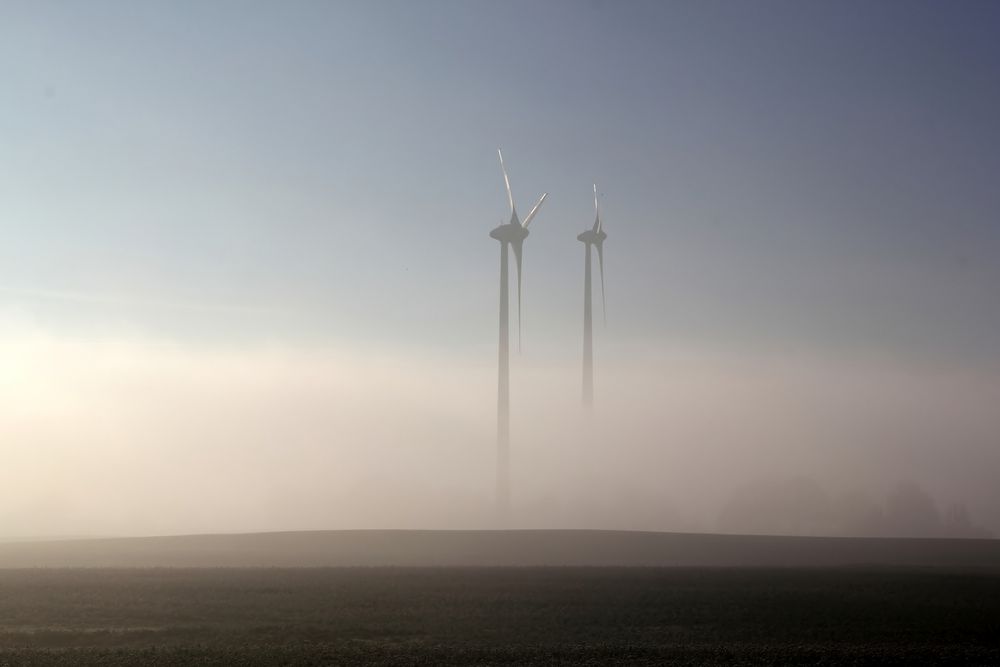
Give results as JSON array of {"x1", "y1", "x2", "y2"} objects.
[
  {"x1": 522, "y1": 192, "x2": 548, "y2": 228},
  {"x1": 498, "y1": 148, "x2": 516, "y2": 218},
  {"x1": 597, "y1": 242, "x2": 606, "y2": 326},
  {"x1": 513, "y1": 240, "x2": 523, "y2": 352},
  {"x1": 592, "y1": 183, "x2": 601, "y2": 233}
]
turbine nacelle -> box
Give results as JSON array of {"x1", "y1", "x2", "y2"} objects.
[
  {"x1": 490, "y1": 223, "x2": 530, "y2": 244},
  {"x1": 576, "y1": 229, "x2": 607, "y2": 244}
]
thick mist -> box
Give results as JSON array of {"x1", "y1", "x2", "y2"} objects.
[
  {"x1": 4, "y1": 2, "x2": 999, "y2": 544},
  {"x1": 3, "y1": 314, "x2": 997, "y2": 539}
]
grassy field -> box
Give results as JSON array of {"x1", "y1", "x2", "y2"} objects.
[{"x1": 0, "y1": 567, "x2": 998, "y2": 665}]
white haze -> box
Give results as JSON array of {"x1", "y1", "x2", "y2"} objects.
[{"x1": 3, "y1": 312, "x2": 998, "y2": 539}]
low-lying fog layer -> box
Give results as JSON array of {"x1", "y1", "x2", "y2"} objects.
[{"x1": 2, "y1": 317, "x2": 997, "y2": 539}]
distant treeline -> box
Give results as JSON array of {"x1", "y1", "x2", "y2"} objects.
[{"x1": 718, "y1": 478, "x2": 990, "y2": 539}]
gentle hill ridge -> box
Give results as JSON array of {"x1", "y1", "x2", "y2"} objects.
[{"x1": 0, "y1": 529, "x2": 998, "y2": 568}]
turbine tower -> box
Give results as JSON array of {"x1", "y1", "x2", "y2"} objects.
[
  {"x1": 490, "y1": 149, "x2": 547, "y2": 519},
  {"x1": 578, "y1": 184, "x2": 606, "y2": 410}
]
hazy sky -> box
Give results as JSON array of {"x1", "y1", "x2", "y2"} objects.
[{"x1": 2, "y1": 1, "x2": 999, "y2": 536}]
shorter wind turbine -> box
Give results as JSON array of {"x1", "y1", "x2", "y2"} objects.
[
  {"x1": 578, "y1": 184, "x2": 607, "y2": 410},
  {"x1": 490, "y1": 149, "x2": 547, "y2": 517}
]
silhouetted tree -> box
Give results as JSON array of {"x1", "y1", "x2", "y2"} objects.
[
  {"x1": 942, "y1": 502, "x2": 991, "y2": 539},
  {"x1": 883, "y1": 481, "x2": 942, "y2": 537},
  {"x1": 718, "y1": 477, "x2": 991, "y2": 539}
]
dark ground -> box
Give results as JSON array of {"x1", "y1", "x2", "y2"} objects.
[{"x1": 0, "y1": 567, "x2": 998, "y2": 665}]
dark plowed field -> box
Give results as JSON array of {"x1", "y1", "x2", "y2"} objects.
[{"x1": 0, "y1": 567, "x2": 998, "y2": 665}]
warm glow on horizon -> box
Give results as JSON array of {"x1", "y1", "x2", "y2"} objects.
[{"x1": 2, "y1": 311, "x2": 998, "y2": 538}]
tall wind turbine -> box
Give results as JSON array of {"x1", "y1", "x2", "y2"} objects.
[
  {"x1": 490, "y1": 149, "x2": 547, "y2": 518},
  {"x1": 578, "y1": 184, "x2": 607, "y2": 410}
]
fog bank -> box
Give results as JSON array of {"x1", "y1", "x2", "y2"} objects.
[{"x1": 2, "y1": 319, "x2": 998, "y2": 538}]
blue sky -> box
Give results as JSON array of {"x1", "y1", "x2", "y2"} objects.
[{"x1": 3, "y1": 0, "x2": 999, "y2": 360}]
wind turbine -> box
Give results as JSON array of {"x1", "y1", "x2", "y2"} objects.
[
  {"x1": 490, "y1": 149, "x2": 547, "y2": 519},
  {"x1": 578, "y1": 184, "x2": 606, "y2": 410}
]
